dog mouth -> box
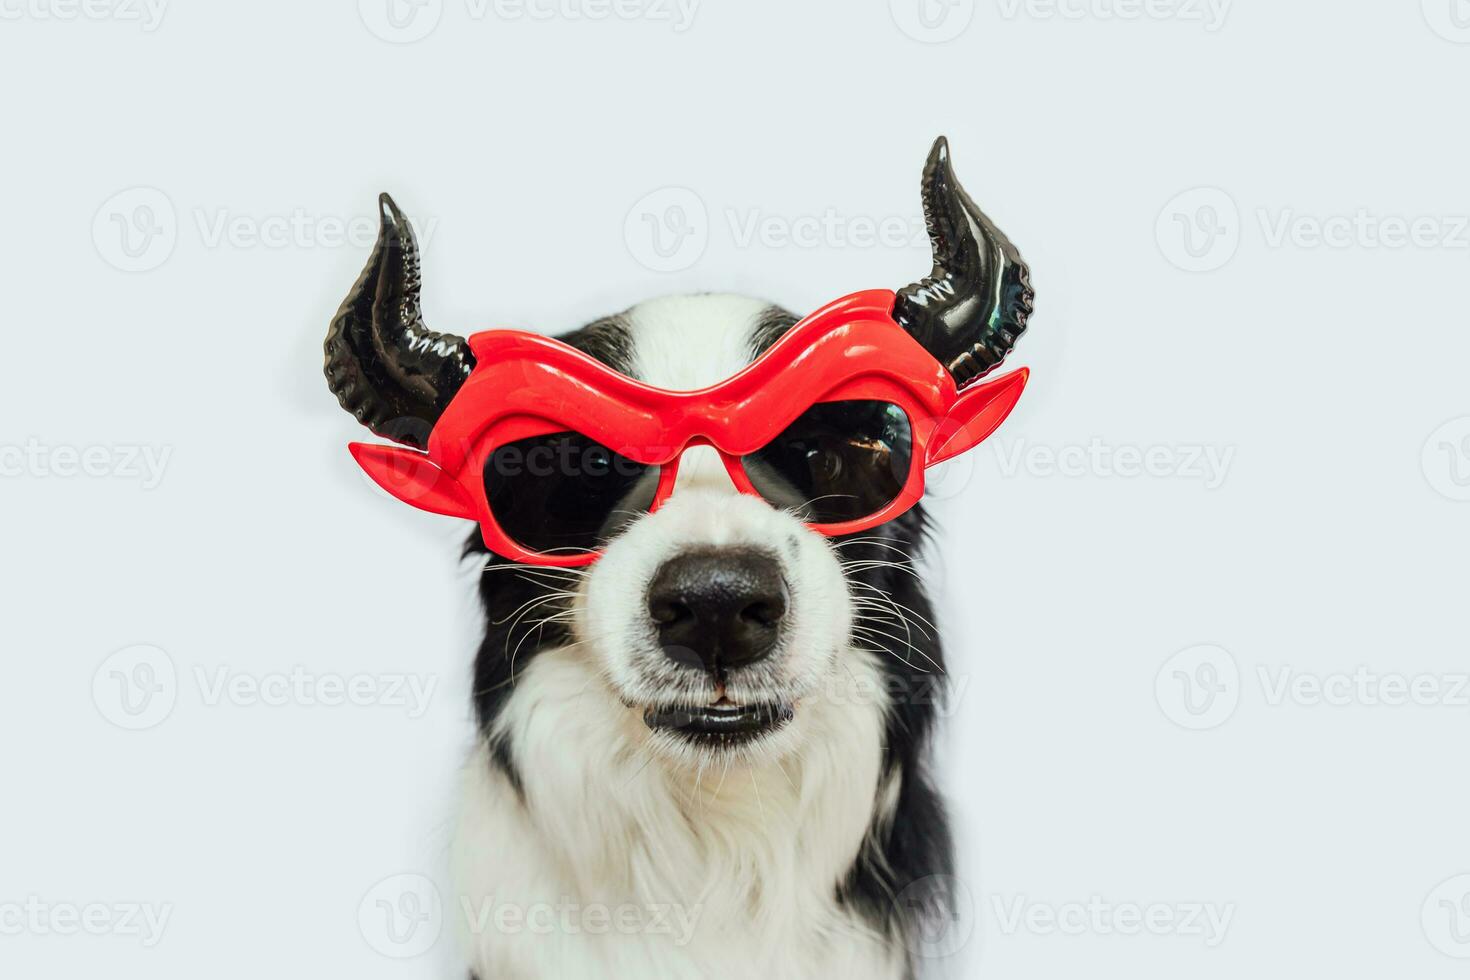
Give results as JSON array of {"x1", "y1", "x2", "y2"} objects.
[{"x1": 642, "y1": 699, "x2": 795, "y2": 746}]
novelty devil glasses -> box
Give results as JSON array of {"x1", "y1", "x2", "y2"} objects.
[{"x1": 324, "y1": 137, "x2": 1035, "y2": 567}]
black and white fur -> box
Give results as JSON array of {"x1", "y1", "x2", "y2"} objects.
[
  {"x1": 452, "y1": 294, "x2": 953, "y2": 980},
  {"x1": 323, "y1": 137, "x2": 1032, "y2": 980}
]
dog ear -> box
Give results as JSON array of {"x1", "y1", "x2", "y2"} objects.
[
  {"x1": 349, "y1": 442, "x2": 477, "y2": 520},
  {"x1": 925, "y1": 368, "x2": 1028, "y2": 465}
]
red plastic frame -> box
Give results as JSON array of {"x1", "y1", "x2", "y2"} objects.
[{"x1": 351, "y1": 289, "x2": 1027, "y2": 566}]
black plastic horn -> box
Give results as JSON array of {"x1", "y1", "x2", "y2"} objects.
[
  {"x1": 324, "y1": 194, "x2": 475, "y2": 449},
  {"x1": 893, "y1": 137, "x2": 1034, "y2": 389}
]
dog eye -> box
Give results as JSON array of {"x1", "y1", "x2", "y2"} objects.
[
  {"x1": 803, "y1": 442, "x2": 846, "y2": 482},
  {"x1": 741, "y1": 401, "x2": 913, "y2": 524},
  {"x1": 483, "y1": 432, "x2": 658, "y2": 555}
]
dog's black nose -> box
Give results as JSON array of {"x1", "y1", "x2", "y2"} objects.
[{"x1": 647, "y1": 549, "x2": 788, "y2": 677}]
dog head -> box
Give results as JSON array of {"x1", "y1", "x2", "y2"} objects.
[
  {"x1": 550, "y1": 294, "x2": 864, "y2": 765},
  {"x1": 323, "y1": 138, "x2": 1030, "y2": 772}
]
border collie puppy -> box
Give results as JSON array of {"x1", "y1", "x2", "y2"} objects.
[{"x1": 323, "y1": 137, "x2": 1032, "y2": 979}]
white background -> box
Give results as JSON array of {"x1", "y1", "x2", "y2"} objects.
[{"x1": 3, "y1": 0, "x2": 1469, "y2": 976}]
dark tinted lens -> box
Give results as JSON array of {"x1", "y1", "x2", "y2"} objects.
[
  {"x1": 742, "y1": 400, "x2": 913, "y2": 524},
  {"x1": 484, "y1": 432, "x2": 657, "y2": 554}
]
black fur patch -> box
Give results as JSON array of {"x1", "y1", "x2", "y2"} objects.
[
  {"x1": 465, "y1": 312, "x2": 637, "y2": 793},
  {"x1": 749, "y1": 305, "x2": 800, "y2": 359},
  {"x1": 565, "y1": 313, "x2": 637, "y2": 374},
  {"x1": 829, "y1": 507, "x2": 955, "y2": 977},
  {"x1": 488, "y1": 735, "x2": 524, "y2": 803}
]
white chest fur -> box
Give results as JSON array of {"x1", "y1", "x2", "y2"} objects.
[{"x1": 450, "y1": 644, "x2": 903, "y2": 980}]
